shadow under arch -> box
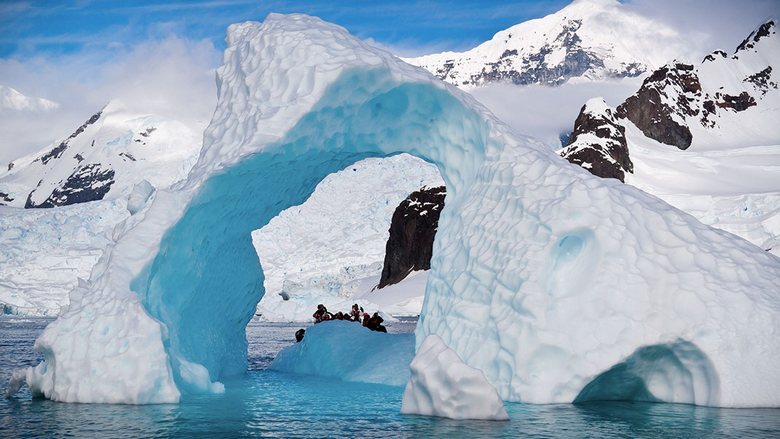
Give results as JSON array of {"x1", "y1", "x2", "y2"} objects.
[
  {"x1": 129, "y1": 68, "x2": 489, "y2": 393},
  {"x1": 574, "y1": 340, "x2": 720, "y2": 406}
]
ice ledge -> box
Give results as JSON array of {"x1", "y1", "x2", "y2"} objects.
[{"x1": 402, "y1": 334, "x2": 509, "y2": 421}]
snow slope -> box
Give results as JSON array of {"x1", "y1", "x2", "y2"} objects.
[
  {"x1": 405, "y1": 0, "x2": 686, "y2": 87},
  {"x1": 16, "y1": 14, "x2": 780, "y2": 411},
  {"x1": 0, "y1": 100, "x2": 202, "y2": 208},
  {"x1": 624, "y1": 123, "x2": 780, "y2": 255},
  {"x1": 252, "y1": 153, "x2": 442, "y2": 321}
]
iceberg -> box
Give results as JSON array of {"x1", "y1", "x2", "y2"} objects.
[
  {"x1": 271, "y1": 320, "x2": 414, "y2": 387},
  {"x1": 17, "y1": 14, "x2": 780, "y2": 409}
]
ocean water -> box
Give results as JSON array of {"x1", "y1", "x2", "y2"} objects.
[{"x1": 2, "y1": 317, "x2": 779, "y2": 438}]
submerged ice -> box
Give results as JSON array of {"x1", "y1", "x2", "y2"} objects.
[{"x1": 16, "y1": 14, "x2": 780, "y2": 409}]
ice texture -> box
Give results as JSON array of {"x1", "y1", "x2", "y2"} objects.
[
  {"x1": 401, "y1": 334, "x2": 508, "y2": 420},
  {"x1": 271, "y1": 320, "x2": 414, "y2": 386},
  {"x1": 0, "y1": 199, "x2": 130, "y2": 316},
  {"x1": 20, "y1": 14, "x2": 780, "y2": 407}
]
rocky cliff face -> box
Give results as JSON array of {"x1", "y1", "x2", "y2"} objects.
[
  {"x1": 616, "y1": 63, "x2": 701, "y2": 150},
  {"x1": 560, "y1": 98, "x2": 632, "y2": 181},
  {"x1": 378, "y1": 186, "x2": 446, "y2": 289},
  {"x1": 613, "y1": 20, "x2": 777, "y2": 150}
]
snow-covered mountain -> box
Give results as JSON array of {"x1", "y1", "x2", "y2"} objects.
[
  {"x1": 0, "y1": 100, "x2": 203, "y2": 208},
  {"x1": 561, "y1": 20, "x2": 780, "y2": 254},
  {"x1": 0, "y1": 85, "x2": 59, "y2": 112},
  {"x1": 405, "y1": 0, "x2": 686, "y2": 87}
]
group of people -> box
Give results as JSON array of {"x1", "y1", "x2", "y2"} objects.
[
  {"x1": 294, "y1": 303, "x2": 389, "y2": 343},
  {"x1": 313, "y1": 303, "x2": 388, "y2": 332}
]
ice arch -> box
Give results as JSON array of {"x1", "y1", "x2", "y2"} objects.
[
  {"x1": 23, "y1": 14, "x2": 780, "y2": 407},
  {"x1": 130, "y1": 69, "x2": 487, "y2": 389}
]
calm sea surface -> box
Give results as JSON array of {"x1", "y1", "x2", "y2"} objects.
[{"x1": 2, "y1": 317, "x2": 779, "y2": 438}]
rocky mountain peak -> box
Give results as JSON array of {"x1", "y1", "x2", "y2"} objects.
[
  {"x1": 736, "y1": 20, "x2": 776, "y2": 53},
  {"x1": 616, "y1": 61, "x2": 702, "y2": 150},
  {"x1": 405, "y1": 0, "x2": 682, "y2": 88},
  {"x1": 560, "y1": 98, "x2": 632, "y2": 181}
]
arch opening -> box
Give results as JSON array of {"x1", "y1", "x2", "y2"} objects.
[
  {"x1": 574, "y1": 340, "x2": 720, "y2": 406},
  {"x1": 129, "y1": 68, "x2": 489, "y2": 393}
]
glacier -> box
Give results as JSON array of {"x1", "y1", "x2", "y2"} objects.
[{"x1": 16, "y1": 14, "x2": 780, "y2": 408}]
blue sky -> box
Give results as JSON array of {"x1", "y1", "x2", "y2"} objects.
[
  {"x1": 0, "y1": 0, "x2": 571, "y2": 58},
  {"x1": 1, "y1": 0, "x2": 777, "y2": 162}
]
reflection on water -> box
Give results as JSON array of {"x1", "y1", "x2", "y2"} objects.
[{"x1": 2, "y1": 317, "x2": 779, "y2": 438}]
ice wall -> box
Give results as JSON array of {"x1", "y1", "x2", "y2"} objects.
[{"x1": 20, "y1": 14, "x2": 780, "y2": 407}]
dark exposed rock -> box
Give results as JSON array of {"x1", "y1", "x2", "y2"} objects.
[
  {"x1": 74, "y1": 153, "x2": 84, "y2": 162},
  {"x1": 616, "y1": 63, "x2": 701, "y2": 150},
  {"x1": 744, "y1": 66, "x2": 777, "y2": 95},
  {"x1": 39, "y1": 142, "x2": 69, "y2": 166},
  {"x1": 7, "y1": 162, "x2": 14, "y2": 171},
  {"x1": 119, "y1": 152, "x2": 137, "y2": 162},
  {"x1": 433, "y1": 61, "x2": 457, "y2": 82},
  {"x1": 139, "y1": 127, "x2": 156, "y2": 137},
  {"x1": 0, "y1": 191, "x2": 13, "y2": 205},
  {"x1": 26, "y1": 164, "x2": 115, "y2": 208},
  {"x1": 703, "y1": 50, "x2": 727, "y2": 63},
  {"x1": 715, "y1": 91, "x2": 757, "y2": 112},
  {"x1": 736, "y1": 20, "x2": 775, "y2": 52},
  {"x1": 560, "y1": 100, "x2": 632, "y2": 182},
  {"x1": 378, "y1": 186, "x2": 446, "y2": 289},
  {"x1": 37, "y1": 111, "x2": 102, "y2": 165}
]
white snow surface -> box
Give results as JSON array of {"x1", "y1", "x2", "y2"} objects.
[
  {"x1": 405, "y1": 0, "x2": 688, "y2": 88},
  {"x1": 0, "y1": 85, "x2": 59, "y2": 112},
  {"x1": 624, "y1": 121, "x2": 780, "y2": 256},
  {"x1": 402, "y1": 334, "x2": 508, "y2": 420},
  {"x1": 252, "y1": 153, "x2": 441, "y2": 321},
  {"x1": 18, "y1": 14, "x2": 780, "y2": 409}
]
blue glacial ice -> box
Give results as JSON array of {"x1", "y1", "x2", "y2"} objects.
[
  {"x1": 271, "y1": 321, "x2": 414, "y2": 387},
  {"x1": 19, "y1": 14, "x2": 780, "y2": 409}
]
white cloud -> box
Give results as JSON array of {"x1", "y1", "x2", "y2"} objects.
[
  {"x1": 622, "y1": 0, "x2": 780, "y2": 59},
  {"x1": 0, "y1": 36, "x2": 220, "y2": 165},
  {"x1": 468, "y1": 79, "x2": 643, "y2": 149},
  {"x1": 0, "y1": 84, "x2": 59, "y2": 112}
]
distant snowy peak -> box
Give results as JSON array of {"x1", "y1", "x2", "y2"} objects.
[
  {"x1": 0, "y1": 85, "x2": 59, "y2": 112},
  {"x1": 0, "y1": 101, "x2": 203, "y2": 208},
  {"x1": 405, "y1": 0, "x2": 685, "y2": 87},
  {"x1": 617, "y1": 20, "x2": 779, "y2": 150}
]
